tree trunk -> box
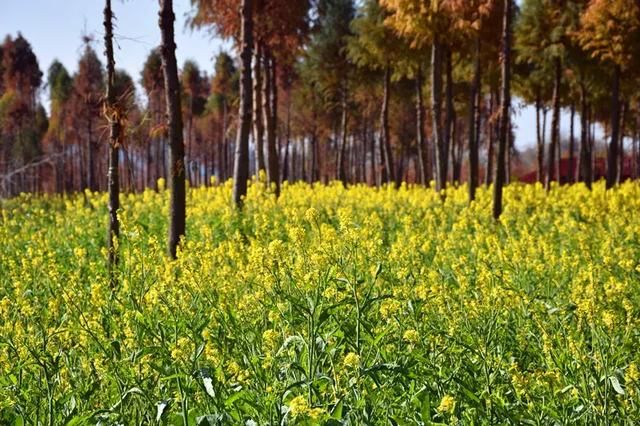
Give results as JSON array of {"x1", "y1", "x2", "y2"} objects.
[
  {"x1": 535, "y1": 92, "x2": 544, "y2": 183},
  {"x1": 545, "y1": 57, "x2": 561, "y2": 191},
  {"x1": 618, "y1": 100, "x2": 627, "y2": 184},
  {"x1": 263, "y1": 51, "x2": 280, "y2": 196},
  {"x1": 485, "y1": 91, "x2": 495, "y2": 186},
  {"x1": 381, "y1": 64, "x2": 394, "y2": 184},
  {"x1": 569, "y1": 102, "x2": 575, "y2": 183},
  {"x1": 310, "y1": 130, "x2": 317, "y2": 183},
  {"x1": 87, "y1": 113, "x2": 95, "y2": 191},
  {"x1": 606, "y1": 65, "x2": 621, "y2": 189},
  {"x1": 253, "y1": 40, "x2": 265, "y2": 175},
  {"x1": 452, "y1": 121, "x2": 462, "y2": 183},
  {"x1": 444, "y1": 47, "x2": 454, "y2": 185},
  {"x1": 104, "y1": 0, "x2": 120, "y2": 281},
  {"x1": 283, "y1": 97, "x2": 291, "y2": 183},
  {"x1": 415, "y1": 65, "x2": 427, "y2": 186},
  {"x1": 468, "y1": 34, "x2": 481, "y2": 201},
  {"x1": 492, "y1": 0, "x2": 511, "y2": 219},
  {"x1": 431, "y1": 39, "x2": 446, "y2": 192},
  {"x1": 337, "y1": 87, "x2": 348, "y2": 186},
  {"x1": 159, "y1": 0, "x2": 186, "y2": 258},
  {"x1": 578, "y1": 86, "x2": 591, "y2": 188},
  {"x1": 635, "y1": 102, "x2": 640, "y2": 180},
  {"x1": 232, "y1": 0, "x2": 253, "y2": 206}
]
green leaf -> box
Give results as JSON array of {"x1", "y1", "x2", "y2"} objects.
[
  {"x1": 610, "y1": 376, "x2": 625, "y2": 395},
  {"x1": 420, "y1": 394, "x2": 431, "y2": 423},
  {"x1": 330, "y1": 398, "x2": 344, "y2": 419}
]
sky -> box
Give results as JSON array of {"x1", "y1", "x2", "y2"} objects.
[{"x1": 0, "y1": 0, "x2": 593, "y2": 151}]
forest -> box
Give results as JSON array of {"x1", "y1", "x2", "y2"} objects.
[
  {"x1": 3, "y1": 0, "x2": 640, "y2": 202},
  {"x1": 1, "y1": 0, "x2": 640, "y2": 424}
]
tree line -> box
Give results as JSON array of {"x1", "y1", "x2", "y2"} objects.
[{"x1": 1, "y1": 0, "x2": 640, "y2": 260}]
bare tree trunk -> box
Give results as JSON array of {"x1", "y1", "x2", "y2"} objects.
[
  {"x1": 452, "y1": 120, "x2": 462, "y2": 183},
  {"x1": 159, "y1": 0, "x2": 186, "y2": 258},
  {"x1": 578, "y1": 86, "x2": 591, "y2": 188},
  {"x1": 105, "y1": 0, "x2": 120, "y2": 282},
  {"x1": 431, "y1": 39, "x2": 446, "y2": 192},
  {"x1": 535, "y1": 92, "x2": 544, "y2": 183},
  {"x1": 381, "y1": 64, "x2": 394, "y2": 184},
  {"x1": 310, "y1": 129, "x2": 318, "y2": 183},
  {"x1": 607, "y1": 65, "x2": 621, "y2": 189},
  {"x1": 337, "y1": 87, "x2": 349, "y2": 186},
  {"x1": 493, "y1": 0, "x2": 511, "y2": 219},
  {"x1": 253, "y1": 40, "x2": 265, "y2": 175},
  {"x1": 415, "y1": 65, "x2": 427, "y2": 186},
  {"x1": 232, "y1": 0, "x2": 253, "y2": 206},
  {"x1": 468, "y1": 34, "x2": 481, "y2": 201},
  {"x1": 618, "y1": 100, "x2": 627, "y2": 184},
  {"x1": 87, "y1": 113, "x2": 95, "y2": 191},
  {"x1": 635, "y1": 102, "x2": 640, "y2": 180},
  {"x1": 444, "y1": 47, "x2": 454, "y2": 186},
  {"x1": 283, "y1": 97, "x2": 291, "y2": 183},
  {"x1": 263, "y1": 51, "x2": 280, "y2": 196},
  {"x1": 568, "y1": 102, "x2": 575, "y2": 183},
  {"x1": 301, "y1": 137, "x2": 306, "y2": 182},
  {"x1": 485, "y1": 91, "x2": 495, "y2": 186},
  {"x1": 545, "y1": 57, "x2": 561, "y2": 191}
]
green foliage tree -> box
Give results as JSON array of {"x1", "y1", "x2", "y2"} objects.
[
  {"x1": 576, "y1": 0, "x2": 640, "y2": 188},
  {"x1": 305, "y1": 0, "x2": 355, "y2": 186}
]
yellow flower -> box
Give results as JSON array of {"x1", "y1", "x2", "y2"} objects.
[
  {"x1": 403, "y1": 329, "x2": 420, "y2": 344},
  {"x1": 627, "y1": 363, "x2": 640, "y2": 383},
  {"x1": 437, "y1": 394, "x2": 456, "y2": 414},
  {"x1": 602, "y1": 311, "x2": 616, "y2": 329},
  {"x1": 343, "y1": 352, "x2": 360, "y2": 369},
  {"x1": 262, "y1": 329, "x2": 280, "y2": 351},
  {"x1": 288, "y1": 395, "x2": 309, "y2": 418}
]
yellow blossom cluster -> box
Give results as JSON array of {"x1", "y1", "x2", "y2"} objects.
[{"x1": 0, "y1": 180, "x2": 639, "y2": 423}]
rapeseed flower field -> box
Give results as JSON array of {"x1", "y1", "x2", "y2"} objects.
[{"x1": 1, "y1": 181, "x2": 639, "y2": 424}]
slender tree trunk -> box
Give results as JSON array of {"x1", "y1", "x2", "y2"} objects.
[
  {"x1": 146, "y1": 127, "x2": 152, "y2": 188},
  {"x1": 468, "y1": 34, "x2": 481, "y2": 201},
  {"x1": 104, "y1": 0, "x2": 120, "y2": 281},
  {"x1": 635, "y1": 102, "x2": 640, "y2": 180},
  {"x1": 301, "y1": 137, "x2": 306, "y2": 182},
  {"x1": 360, "y1": 118, "x2": 367, "y2": 183},
  {"x1": 578, "y1": 90, "x2": 592, "y2": 188},
  {"x1": 87, "y1": 113, "x2": 95, "y2": 191},
  {"x1": 452, "y1": 121, "x2": 462, "y2": 183},
  {"x1": 493, "y1": 0, "x2": 511, "y2": 219},
  {"x1": 569, "y1": 102, "x2": 575, "y2": 183},
  {"x1": 607, "y1": 65, "x2": 621, "y2": 189},
  {"x1": 310, "y1": 129, "x2": 317, "y2": 183},
  {"x1": 253, "y1": 40, "x2": 265, "y2": 175},
  {"x1": 618, "y1": 100, "x2": 627, "y2": 184},
  {"x1": 263, "y1": 51, "x2": 280, "y2": 196},
  {"x1": 337, "y1": 87, "x2": 348, "y2": 186},
  {"x1": 545, "y1": 57, "x2": 561, "y2": 191},
  {"x1": 535, "y1": 92, "x2": 544, "y2": 183},
  {"x1": 159, "y1": 0, "x2": 186, "y2": 258},
  {"x1": 486, "y1": 91, "x2": 495, "y2": 186},
  {"x1": 506, "y1": 123, "x2": 512, "y2": 185},
  {"x1": 283, "y1": 97, "x2": 291, "y2": 183},
  {"x1": 380, "y1": 64, "x2": 394, "y2": 184},
  {"x1": 444, "y1": 48, "x2": 454, "y2": 185},
  {"x1": 634, "y1": 129, "x2": 639, "y2": 180},
  {"x1": 232, "y1": 0, "x2": 253, "y2": 206},
  {"x1": 395, "y1": 142, "x2": 405, "y2": 188},
  {"x1": 431, "y1": 39, "x2": 446, "y2": 192},
  {"x1": 415, "y1": 65, "x2": 427, "y2": 186}
]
